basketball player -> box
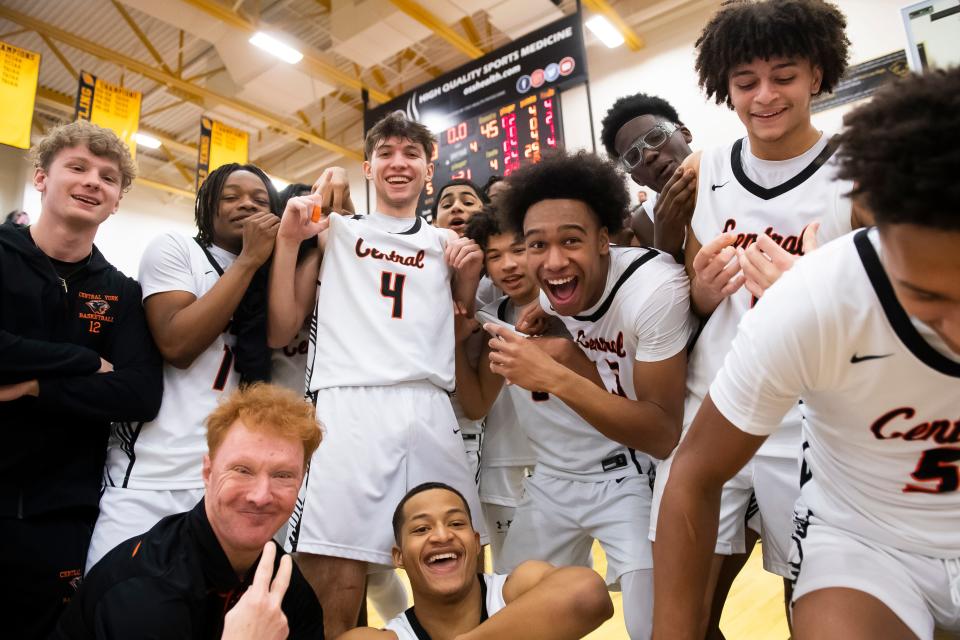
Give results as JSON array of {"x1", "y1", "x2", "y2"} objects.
[
  {"x1": 645, "y1": 2, "x2": 876, "y2": 632},
  {"x1": 457, "y1": 209, "x2": 663, "y2": 640},
  {"x1": 432, "y1": 178, "x2": 488, "y2": 236},
  {"x1": 654, "y1": 68, "x2": 960, "y2": 640},
  {"x1": 487, "y1": 151, "x2": 694, "y2": 638},
  {"x1": 600, "y1": 92, "x2": 696, "y2": 258},
  {"x1": 272, "y1": 180, "x2": 410, "y2": 624},
  {"x1": 433, "y1": 179, "x2": 490, "y2": 483},
  {"x1": 267, "y1": 112, "x2": 486, "y2": 637},
  {"x1": 270, "y1": 182, "x2": 315, "y2": 396},
  {"x1": 340, "y1": 482, "x2": 613, "y2": 640},
  {"x1": 86, "y1": 163, "x2": 283, "y2": 570}
]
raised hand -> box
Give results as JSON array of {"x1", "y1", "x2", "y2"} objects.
[
  {"x1": 691, "y1": 232, "x2": 744, "y2": 314},
  {"x1": 311, "y1": 167, "x2": 354, "y2": 216},
  {"x1": 515, "y1": 300, "x2": 549, "y2": 336},
  {"x1": 738, "y1": 221, "x2": 819, "y2": 299},
  {"x1": 485, "y1": 323, "x2": 562, "y2": 392},
  {"x1": 221, "y1": 543, "x2": 291, "y2": 640},
  {"x1": 238, "y1": 211, "x2": 281, "y2": 268},
  {"x1": 653, "y1": 166, "x2": 697, "y2": 258},
  {"x1": 277, "y1": 193, "x2": 329, "y2": 246}
]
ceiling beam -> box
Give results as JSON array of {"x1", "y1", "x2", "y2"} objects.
[
  {"x1": 141, "y1": 98, "x2": 188, "y2": 118},
  {"x1": 109, "y1": 0, "x2": 176, "y2": 76},
  {"x1": 387, "y1": 0, "x2": 484, "y2": 59},
  {"x1": 35, "y1": 86, "x2": 199, "y2": 157},
  {"x1": 582, "y1": 0, "x2": 644, "y2": 51},
  {"x1": 183, "y1": 65, "x2": 225, "y2": 83},
  {"x1": 0, "y1": 6, "x2": 363, "y2": 161},
  {"x1": 34, "y1": 85, "x2": 302, "y2": 184},
  {"x1": 401, "y1": 47, "x2": 442, "y2": 78},
  {"x1": 39, "y1": 34, "x2": 78, "y2": 78},
  {"x1": 160, "y1": 145, "x2": 196, "y2": 186},
  {"x1": 177, "y1": 0, "x2": 392, "y2": 104},
  {"x1": 457, "y1": 15, "x2": 485, "y2": 54},
  {"x1": 136, "y1": 176, "x2": 196, "y2": 198}
]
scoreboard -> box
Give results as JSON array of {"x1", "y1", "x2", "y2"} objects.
[
  {"x1": 422, "y1": 87, "x2": 563, "y2": 218},
  {"x1": 363, "y1": 11, "x2": 587, "y2": 220}
]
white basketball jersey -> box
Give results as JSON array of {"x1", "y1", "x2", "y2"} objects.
[
  {"x1": 478, "y1": 297, "x2": 536, "y2": 468},
  {"x1": 271, "y1": 322, "x2": 310, "y2": 395},
  {"x1": 105, "y1": 233, "x2": 238, "y2": 489},
  {"x1": 712, "y1": 229, "x2": 960, "y2": 557},
  {"x1": 687, "y1": 134, "x2": 853, "y2": 457},
  {"x1": 384, "y1": 574, "x2": 508, "y2": 639},
  {"x1": 307, "y1": 212, "x2": 455, "y2": 392},
  {"x1": 543, "y1": 246, "x2": 695, "y2": 469},
  {"x1": 482, "y1": 296, "x2": 644, "y2": 479}
]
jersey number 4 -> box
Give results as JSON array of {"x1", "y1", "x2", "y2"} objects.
[
  {"x1": 904, "y1": 447, "x2": 960, "y2": 494},
  {"x1": 381, "y1": 271, "x2": 406, "y2": 319}
]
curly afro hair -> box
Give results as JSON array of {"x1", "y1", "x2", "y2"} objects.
[
  {"x1": 600, "y1": 93, "x2": 681, "y2": 159},
  {"x1": 695, "y1": 0, "x2": 849, "y2": 108},
  {"x1": 836, "y1": 68, "x2": 960, "y2": 231},
  {"x1": 464, "y1": 206, "x2": 516, "y2": 253},
  {"x1": 500, "y1": 151, "x2": 629, "y2": 235}
]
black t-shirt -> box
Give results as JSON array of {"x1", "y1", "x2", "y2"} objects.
[{"x1": 53, "y1": 500, "x2": 324, "y2": 639}]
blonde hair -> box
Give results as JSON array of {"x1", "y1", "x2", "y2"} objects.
[
  {"x1": 28, "y1": 121, "x2": 137, "y2": 191},
  {"x1": 205, "y1": 383, "x2": 322, "y2": 468}
]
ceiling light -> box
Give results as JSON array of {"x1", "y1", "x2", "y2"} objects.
[
  {"x1": 133, "y1": 133, "x2": 161, "y2": 149},
  {"x1": 586, "y1": 15, "x2": 625, "y2": 49},
  {"x1": 249, "y1": 32, "x2": 303, "y2": 64}
]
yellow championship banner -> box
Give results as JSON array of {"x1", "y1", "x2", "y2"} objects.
[
  {"x1": 196, "y1": 116, "x2": 249, "y2": 189},
  {"x1": 74, "y1": 71, "x2": 142, "y2": 159},
  {"x1": 0, "y1": 42, "x2": 40, "y2": 150}
]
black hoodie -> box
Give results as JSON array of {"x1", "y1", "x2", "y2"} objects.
[{"x1": 0, "y1": 223, "x2": 162, "y2": 518}]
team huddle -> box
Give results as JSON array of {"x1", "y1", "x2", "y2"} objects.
[{"x1": 1, "y1": 1, "x2": 958, "y2": 639}]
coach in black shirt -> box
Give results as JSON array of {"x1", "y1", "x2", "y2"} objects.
[{"x1": 54, "y1": 384, "x2": 325, "y2": 639}]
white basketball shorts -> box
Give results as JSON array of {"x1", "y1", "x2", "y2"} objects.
[
  {"x1": 287, "y1": 382, "x2": 488, "y2": 566},
  {"x1": 500, "y1": 471, "x2": 653, "y2": 586},
  {"x1": 791, "y1": 510, "x2": 960, "y2": 639},
  {"x1": 650, "y1": 451, "x2": 798, "y2": 577}
]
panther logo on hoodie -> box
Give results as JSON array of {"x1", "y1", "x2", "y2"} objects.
[{"x1": 85, "y1": 299, "x2": 110, "y2": 315}]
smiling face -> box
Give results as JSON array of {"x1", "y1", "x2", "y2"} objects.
[
  {"x1": 393, "y1": 488, "x2": 480, "y2": 602},
  {"x1": 435, "y1": 185, "x2": 484, "y2": 236},
  {"x1": 202, "y1": 419, "x2": 304, "y2": 572},
  {"x1": 364, "y1": 136, "x2": 434, "y2": 216},
  {"x1": 33, "y1": 144, "x2": 123, "y2": 228},
  {"x1": 613, "y1": 115, "x2": 693, "y2": 194},
  {"x1": 728, "y1": 57, "x2": 822, "y2": 157},
  {"x1": 523, "y1": 199, "x2": 610, "y2": 316},
  {"x1": 880, "y1": 224, "x2": 960, "y2": 355},
  {"x1": 211, "y1": 170, "x2": 273, "y2": 254},
  {"x1": 484, "y1": 231, "x2": 538, "y2": 305}
]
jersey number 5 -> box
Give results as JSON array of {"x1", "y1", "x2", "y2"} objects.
[
  {"x1": 381, "y1": 271, "x2": 406, "y2": 319},
  {"x1": 904, "y1": 446, "x2": 960, "y2": 494}
]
